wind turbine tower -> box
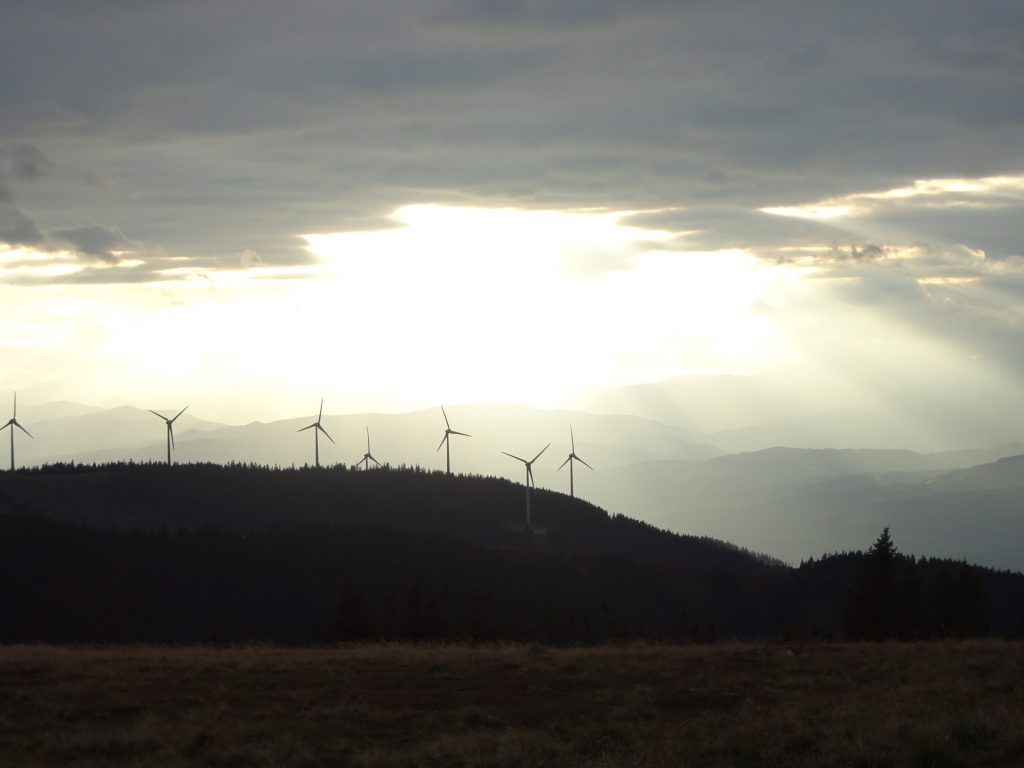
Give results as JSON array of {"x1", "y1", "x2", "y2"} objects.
[
  {"x1": 148, "y1": 405, "x2": 188, "y2": 465},
  {"x1": 298, "y1": 398, "x2": 335, "y2": 468},
  {"x1": 1, "y1": 393, "x2": 33, "y2": 471},
  {"x1": 356, "y1": 427, "x2": 382, "y2": 470},
  {"x1": 557, "y1": 426, "x2": 593, "y2": 498},
  {"x1": 502, "y1": 443, "x2": 550, "y2": 529},
  {"x1": 436, "y1": 406, "x2": 470, "y2": 475}
]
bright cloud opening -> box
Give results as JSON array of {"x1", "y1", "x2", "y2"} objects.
[
  {"x1": 1, "y1": 204, "x2": 796, "y2": 421},
  {"x1": 761, "y1": 173, "x2": 1024, "y2": 221}
]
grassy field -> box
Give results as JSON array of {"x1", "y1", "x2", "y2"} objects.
[{"x1": 1, "y1": 641, "x2": 1023, "y2": 767}]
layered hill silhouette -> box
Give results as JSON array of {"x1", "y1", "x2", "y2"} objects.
[
  {"x1": 6, "y1": 398, "x2": 1024, "y2": 571},
  {"x1": 1, "y1": 463, "x2": 1022, "y2": 644},
  {"x1": 588, "y1": 447, "x2": 1024, "y2": 571}
]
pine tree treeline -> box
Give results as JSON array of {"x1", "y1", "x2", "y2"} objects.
[
  {"x1": 840, "y1": 528, "x2": 992, "y2": 640},
  {"x1": 1, "y1": 466, "x2": 1023, "y2": 643}
]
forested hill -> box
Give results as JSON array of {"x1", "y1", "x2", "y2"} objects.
[
  {"x1": 1, "y1": 463, "x2": 1022, "y2": 644},
  {"x1": 0, "y1": 462, "x2": 772, "y2": 571}
]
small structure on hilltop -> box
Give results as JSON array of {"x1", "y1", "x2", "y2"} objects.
[
  {"x1": 297, "y1": 398, "x2": 334, "y2": 468},
  {"x1": 436, "y1": 406, "x2": 470, "y2": 475},
  {"x1": 557, "y1": 426, "x2": 593, "y2": 498},
  {"x1": 502, "y1": 442, "x2": 550, "y2": 531},
  {"x1": 355, "y1": 426, "x2": 382, "y2": 470},
  {"x1": 1, "y1": 392, "x2": 33, "y2": 471},
  {"x1": 148, "y1": 404, "x2": 188, "y2": 466}
]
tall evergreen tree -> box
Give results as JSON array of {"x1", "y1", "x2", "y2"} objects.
[{"x1": 842, "y1": 528, "x2": 921, "y2": 640}]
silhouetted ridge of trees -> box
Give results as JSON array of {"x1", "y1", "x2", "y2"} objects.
[
  {"x1": 0, "y1": 462, "x2": 775, "y2": 571},
  {"x1": 802, "y1": 530, "x2": 1022, "y2": 638},
  {"x1": 0, "y1": 513, "x2": 804, "y2": 643},
  {"x1": 1, "y1": 464, "x2": 1022, "y2": 643}
]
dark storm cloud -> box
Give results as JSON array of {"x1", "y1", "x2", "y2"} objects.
[
  {"x1": 0, "y1": 144, "x2": 54, "y2": 181},
  {"x1": 1, "y1": 0, "x2": 1021, "y2": 283},
  {"x1": 625, "y1": 207, "x2": 853, "y2": 255},
  {"x1": 0, "y1": 205, "x2": 45, "y2": 247},
  {"x1": 51, "y1": 224, "x2": 132, "y2": 263},
  {"x1": 863, "y1": 202, "x2": 1024, "y2": 261},
  {"x1": 0, "y1": 143, "x2": 53, "y2": 203},
  {"x1": 820, "y1": 243, "x2": 891, "y2": 263}
]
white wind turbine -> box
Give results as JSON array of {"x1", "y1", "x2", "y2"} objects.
[
  {"x1": 557, "y1": 426, "x2": 593, "y2": 498},
  {"x1": 502, "y1": 443, "x2": 550, "y2": 529},
  {"x1": 436, "y1": 406, "x2": 470, "y2": 475},
  {"x1": 298, "y1": 398, "x2": 334, "y2": 467},
  {"x1": 148, "y1": 405, "x2": 188, "y2": 465},
  {"x1": 1, "y1": 393, "x2": 33, "y2": 471},
  {"x1": 355, "y1": 427, "x2": 382, "y2": 470}
]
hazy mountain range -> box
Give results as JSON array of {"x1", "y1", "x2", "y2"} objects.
[
  {"x1": 580, "y1": 374, "x2": 1024, "y2": 454},
  {"x1": 7, "y1": 392, "x2": 1024, "y2": 572}
]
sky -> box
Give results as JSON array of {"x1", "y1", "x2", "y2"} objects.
[{"x1": 2, "y1": 1, "x2": 1023, "y2": 434}]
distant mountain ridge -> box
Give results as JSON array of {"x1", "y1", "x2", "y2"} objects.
[
  {"x1": 924, "y1": 453, "x2": 1024, "y2": 493},
  {"x1": 581, "y1": 374, "x2": 1024, "y2": 453},
  {"x1": 8, "y1": 399, "x2": 722, "y2": 475},
  {"x1": 5, "y1": 397, "x2": 1024, "y2": 572},
  {"x1": 587, "y1": 447, "x2": 1024, "y2": 571}
]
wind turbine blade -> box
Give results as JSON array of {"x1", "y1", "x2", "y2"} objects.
[
  {"x1": 169, "y1": 423, "x2": 175, "y2": 450},
  {"x1": 370, "y1": 455, "x2": 381, "y2": 467},
  {"x1": 527, "y1": 465, "x2": 534, "y2": 487},
  {"x1": 570, "y1": 426, "x2": 575, "y2": 453},
  {"x1": 318, "y1": 424, "x2": 336, "y2": 444},
  {"x1": 318, "y1": 397, "x2": 324, "y2": 421},
  {"x1": 13, "y1": 391, "x2": 16, "y2": 419},
  {"x1": 530, "y1": 443, "x2": 551, "y2": 464},
  {"x1": 366, "y1": 426, "x2": 371, "y2": 452},
  {"x1": 557, "y1": 456, "x2": 571, "y2": 471},
  {"x1": 436, "y1": 433, "x2": 448, "y2": 452},
  {"x1": 502, "y1": 451, "x2": 527, "y2": 464},
  {"x1": 578, "y1": 456, "x2": 594, "y2": 470},
  {"x1": 15, "y1": 422, "x2": 33, "y2": 439},
  {"x1": 171, "y1": 405, "x2": 189, "y2": 422},
  {"x1": 149, "y1": 409, "x2": 169, "y2": 421},
  {"x1": 298, "y1": 423, "x2": 317, "y2": 433},
  {"x1": 0, "y1": 422, "x2": 9, "y2": 432},
  {"x1": 441, "y1": 406, "x2": 451, "y2": 430},
  {"x1": 450, "y1": 430, "x2": 471, "y2": 438}
]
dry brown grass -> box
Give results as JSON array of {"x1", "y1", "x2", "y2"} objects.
[{"x1": 1, "y1": 641, "x2": 1023, "y2": 767}]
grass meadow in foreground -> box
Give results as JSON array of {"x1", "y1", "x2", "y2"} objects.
[{"x1": 1, "y1": 641, "x2": 1023, "y2": 767}]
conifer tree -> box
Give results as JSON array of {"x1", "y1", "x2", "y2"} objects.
[{"x1": 842, "y1": 528, "x2": 921, "y2": 640}]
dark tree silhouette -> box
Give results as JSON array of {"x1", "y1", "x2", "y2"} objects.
[
  {"x1": 842, "y1": 528, "x2": 922, "y2": 640},
  {"x1": 1, "y1": 465, "x2": 1022, "y2": 643},
  {"x1": 925, "y1": 561, "x2": 990, "y2": 637}
]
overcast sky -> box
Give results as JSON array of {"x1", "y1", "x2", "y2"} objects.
[{"x1": 2, "y1": 1, "x2": 1023, "y2": 433}]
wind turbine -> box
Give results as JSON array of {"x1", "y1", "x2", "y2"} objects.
[
  {"x1": 298, "y1": 398, "x2": 334, "y2": 468},
  {"x1": 557, "y1": 426, "x2": 593, "y2": 498},
  {"x1": 1, "y1": 392, "x2": 33, "y2": 471},
  {"x1": 502, "y1": 443, "x2": 550, "y2": 529},
  {"x1": 355, "y1": 427, "x2": 382, "y2": 470},
  {"x1": 436, "y1": 406, "x2": 470, "y2": 475},
  {"x1": 148, "y1": 405, "x2": 188, "y2": 465}
]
